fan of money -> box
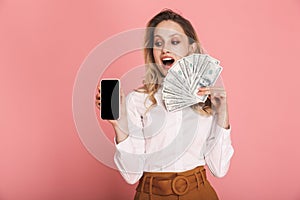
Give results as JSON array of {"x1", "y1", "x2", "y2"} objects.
[{"x1": 162, "y1": 54, "x2": 223, "y2": 112}]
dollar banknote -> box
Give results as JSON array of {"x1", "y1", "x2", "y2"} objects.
[{"x1": 162, "y1": 54, "x2": 223, "y2": 112}]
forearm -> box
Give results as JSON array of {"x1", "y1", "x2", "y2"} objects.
[
  {"x1": 113, "y1": 123, "x2": 146, "y2": 184},
  {"x1": 216, "y1": 105, "x2": 230, "y2": 129},
  {"x1": 113, "y1": 124, "x2": 129, "y2": 144},
  {"x1": 205, "y1": 127, "x2": 234, "y2": 177},
  {"x1": 216, "y1": 111, "x2": 230, "y2": 129},
  {"x1": 114, "y1": 148, "x2": 144, "y2": 184}
]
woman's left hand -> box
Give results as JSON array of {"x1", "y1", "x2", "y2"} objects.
[{"x1": 197, "y1": 87, "x2": 230, "y2": 129}]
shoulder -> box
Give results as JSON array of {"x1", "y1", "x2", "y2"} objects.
[{"x1": 126, "y1": 90, "x2": 147, "y2": 102}]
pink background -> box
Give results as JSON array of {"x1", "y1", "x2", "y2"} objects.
[{"x1": 1, "y1": 0, "x2": 300, "y2": 199}]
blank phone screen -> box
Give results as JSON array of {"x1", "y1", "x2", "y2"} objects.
[{"x1": 100, "y1": 79, "x2": 120, "y2": 120}]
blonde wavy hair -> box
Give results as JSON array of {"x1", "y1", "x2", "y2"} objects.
[{"x1": 137, "y1": 9, "x2": 212, "y2": 116}]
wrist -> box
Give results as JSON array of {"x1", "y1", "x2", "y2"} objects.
[
  {"x1": 216, "y1": 113, "x2": 229, "y2": 129},
  {"x1": 113, "y1": 124, "x2": 129, "y2": 144},
  {"x1": 116, "y1": 134, "x2": 129, "y2": 144}
]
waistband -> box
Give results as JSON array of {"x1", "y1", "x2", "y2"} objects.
[{"x1": 136, "y1": 166, "x2": 207, "y2": 196}]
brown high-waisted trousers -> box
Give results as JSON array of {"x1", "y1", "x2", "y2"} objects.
[{"x1": 134, "y1": 166, "x2": 219, "y2": 200}]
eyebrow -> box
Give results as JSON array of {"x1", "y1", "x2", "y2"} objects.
[{"x1": 154, "y1": 33, "x2": 183, "y2": 38}]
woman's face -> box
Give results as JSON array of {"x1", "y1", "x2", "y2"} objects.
[{"x1": 153, "y1": 20, "x2": 194, "y2": 77}]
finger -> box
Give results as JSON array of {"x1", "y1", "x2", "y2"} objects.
[
  {"x1": 96, "y1": 93, "x2": 100, "y2": 100},
  {"x1": 197, "y1": 87, "x2": 224, "y2": 92},
  {"x1": 209, "y1": 86, "x2": 224, "y2": 90},
  {"x1": 197, "y1": 87, "x2": 209, "y2": 96},
  {"x1": 211, "y1": 91, "x2": 226, "y2": 97},
  {"x1": 120, "y1": 89, "x2": 126, "y2": 104},
  {"x1": 210, "y1": 94, "x2": 226, "y2": 101},
  {"x1": 197, "y1": 90, "x2": 210, "y2": 96},
  {"x1": 211, "y1": 91, "x2": 226, "y2": 96},
  {"x1": 95, "y1": 100, "x2": 100, "y2": 109},
  {"x1": 197, "y1": 87, "x2": 227, "y2": 98},
  {"x1": 120, "y1": 89, "x2": 125, "y2": 98},
  {"x1": 96, "y1": 85, "x2": 101, "y2": 100},
  {"x1": 208, "y1": 91, "x2": 226, "y2": 99},
  {"x1": 197, "y1": 87, "x2": 210, "y2": 92},
  {"x1": 209, "y1": 87, "x2": 226, "y2": 94}
]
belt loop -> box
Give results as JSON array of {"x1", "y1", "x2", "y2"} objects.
[
  {"x1": 194, "y1": 172, "x2": 201, "y2": 190},
  {"x1": 149, "y1": 176, "x2": 153, "y2": 200},
  {"x1": 199, "y1": 169, "x2": 207, "y2": 186},
  {"x1": 141, "y1": 175, "x2": 147, "y2": 193},
  {"x1": 140, "y1": 175, "x2": 146, "y2": 193}
]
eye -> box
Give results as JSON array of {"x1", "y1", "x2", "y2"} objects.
[
  {"x1": 171, "y1": 40, "x2": 180, "y2": 45},
  {"x1": 154, "y1": 41, "x2": 163, "y2": 47}
]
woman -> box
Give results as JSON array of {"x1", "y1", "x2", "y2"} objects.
[{"x1": 96, "y1": 9, "x2": 234, "y2": 200}]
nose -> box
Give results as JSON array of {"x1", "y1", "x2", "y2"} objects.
[
  {"x1": 162, "y1": 47, "x2": 170, "y2": 54},
  {"x1": 162, "y1": 43, "x2": 171, "y2": 54}
]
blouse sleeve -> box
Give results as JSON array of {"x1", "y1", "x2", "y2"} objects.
[
  {"x1": 204, "y1": 116, "x2": 234, "y2": 178},
  {"x1": 113, "y1": 92, "x2": 146, "y2": 184}
]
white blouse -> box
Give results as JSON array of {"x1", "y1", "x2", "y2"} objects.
[{"x1": 114, "y1": 88, "x2": 234, "y2": 184}]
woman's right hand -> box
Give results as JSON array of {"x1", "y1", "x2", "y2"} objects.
[{"x1": 95, "y1": 86, "x2": 129, "y2": 143}]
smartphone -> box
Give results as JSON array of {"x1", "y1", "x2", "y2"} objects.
[{"x1": 100, "y1": 79, "x2": 120, "y2": 120}]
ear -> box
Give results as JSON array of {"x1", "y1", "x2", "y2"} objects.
[{"x1": 188, "y1": 42, "x2": 198, "y2": 54}]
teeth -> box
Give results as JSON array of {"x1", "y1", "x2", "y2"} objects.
[{"x1": 162, "y1": 57, "x2": 173, "y2": 61}]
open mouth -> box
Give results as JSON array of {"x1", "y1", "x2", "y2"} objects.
[{"x1": 161, "y1": 57, "x2": 175, "y2": 68}]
